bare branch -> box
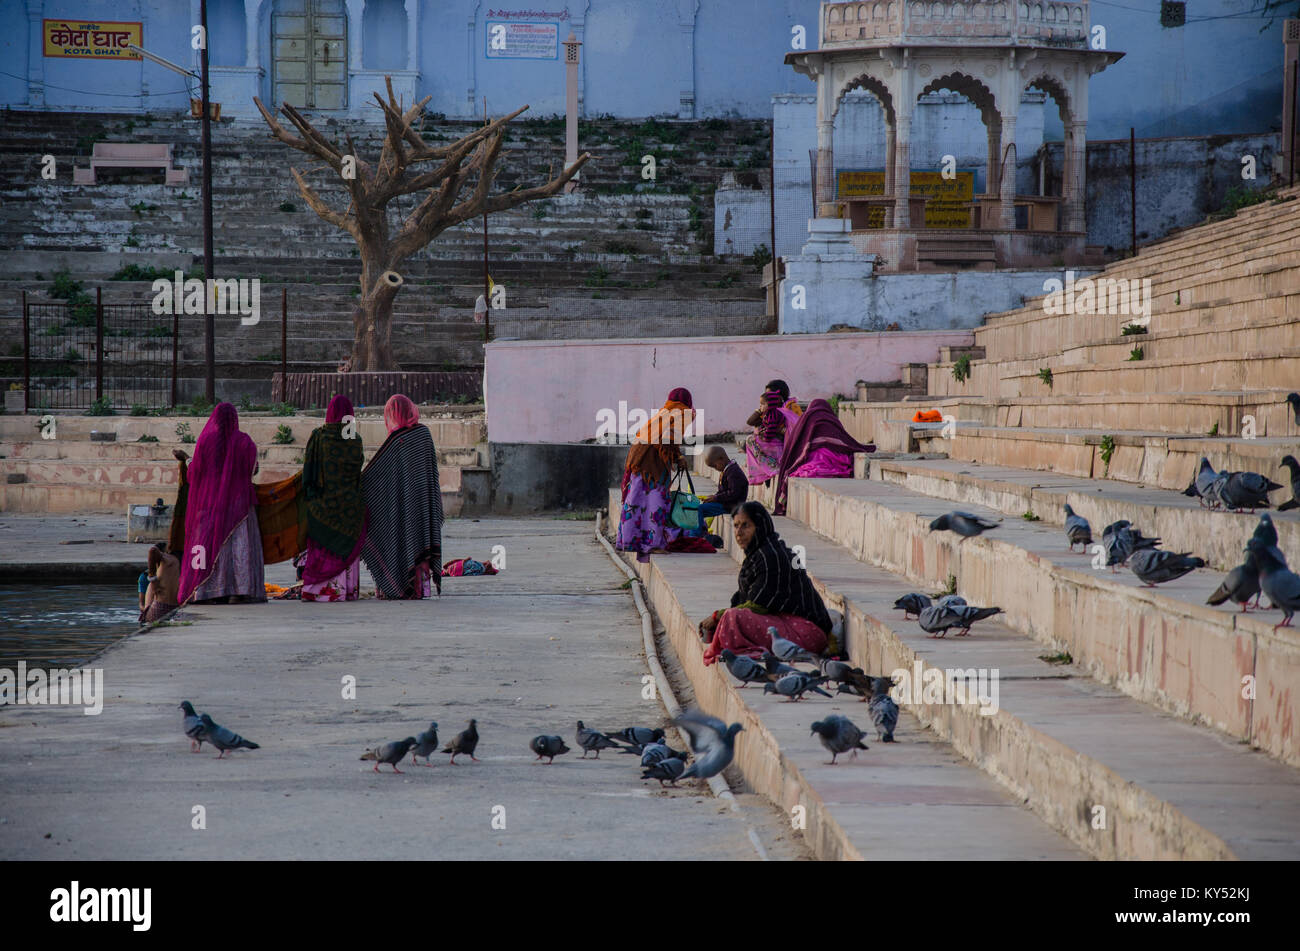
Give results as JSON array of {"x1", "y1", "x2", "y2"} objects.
[
  {"x1": 445, "y1": 152, "x2": 591, "y2": 227},
  {"x1": 290, "y1": 167, "x2": 359, "y2": 241}
]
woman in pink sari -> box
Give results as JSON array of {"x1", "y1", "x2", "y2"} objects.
[
  {"x1": 741, "y1": 379, "x2": 801, "y2": 485},
  {"x1": 177, "y1": 402, "x2": 266, "y2": 605},
  {"x1": 771, "y1": 398, "x2": 874, "y2": 516},
  {"x1": 300, "y1": 395, "x2": 367, "y2": 602}
]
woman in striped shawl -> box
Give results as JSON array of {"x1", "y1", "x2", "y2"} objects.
[
  {"x1": 360, "y1": 395, "x2": 443, "y2": 599},
  {"x1": 701, "y1": 501, "x2": 833, "y2": 665}
]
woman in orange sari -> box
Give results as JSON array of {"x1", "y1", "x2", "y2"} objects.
[{"x1": 615, "y1": 387, "x2": 696, "y2": 562}]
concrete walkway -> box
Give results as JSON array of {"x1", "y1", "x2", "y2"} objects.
[{"x1": 0, "y1": 517, "x2": 802, "y2": 860}]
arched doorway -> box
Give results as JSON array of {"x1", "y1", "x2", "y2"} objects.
[{"x1": 272, "y1": 0, "x2": 348, "y2": 109}]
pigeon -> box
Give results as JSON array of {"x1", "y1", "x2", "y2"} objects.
[
  {"x1": 360, "y1": 737, "x2": 417, "y2": 773},
  {"x1": 893, "y1": 592, "x2": 932, "y2": 619},
  {"x1": 674, "y1": 709, "x2": 743, "y2": 782},
  {"x1": 442, "y1": 719, "x2": 480, "y2": 764},
  {"x1": 1247, "y1": 538, "x2": 1300, "y2": 629},
  {"x1": 1101, "y1": 520, "x2": 1160, "y2": 570},
  {"x1": 640, "y1": 743, "x2": 689, "y2": 768},
  {"x1": 1063, "y1": 504, "x2": 1092, "y2": 551},
  {"x1": 936, "y1": 594, "x2": 968, "y2": 607},
  {"x1": 719, "y1": 648, "x2": 770, "y2": 688},
  {"x1": 197, "y1": 713, "x2": 259, "y2": 759},
  {"x1": 1253, "y1": 512, "x2": 1280, "y2": 550},
  {"x1": 767, "y1": 627, "x2": 820, "y2": 664},
  {"x1": 530, "y1": 735, "x2": 570, "y2": 764},
  {"x1": 606, "y1": 726, "x2": 666, "y2": 748},
  {"x1": 762, "y1": 672, "x2": 832, "y2": 701},
  {"x1": 1219, "y1": 470, "x2": 1282, "y2": 512},
  {"x1": 179, "y1": 700, "x2": 206, "y2": 753},
  {"x1": 929, "y1": 511, "x2": 1000, "y2": 538},
  {"x1": 641, "y1": 756, "x2": 688, "y2": 787},
  {"x1": 810, "y1": 715, "x2": 869, "y2": 764},
  {"x1": 411, "y1": 721, "x2": 439, "y2": 766},
  {"x1": 1129, "y1": 548, "x2": 1206, "y2": 587},
  {"x1": 918, "y1": 601, "x2": 1002, "y2": 637},
  {"x1": 867, "y1": 677, "x2": 899, "y2": 742},
  {"x1": 1206, "y1": 552, "x2": 1262, "y2": 612},
  {"x1": 1287, "y1": 392, "x2": 1300, "y2": 426},
  {"x1": 1279, "y1": 456, "x2": 1300, "y2": 512},
  {"x1": 575, "y1": 720, "x2": 620, "y2": 758},
  {"x1": 817, "y1": 658, "x2": 861, "y2": 686},
  {"x1": 1188, "y1": 457, "x2": 1223, "y2": 508},
  {"x1": 835, "y1": 682, "x2": 864, "y2": 697},
  {"x1": 760, "y1": 652, "x2": 800, "y2": 681}
]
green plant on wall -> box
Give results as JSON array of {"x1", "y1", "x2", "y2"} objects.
[
  {"x1": 1099, "y1": 434, "x2": 1116, "y2": 477},
  {"x1": 952, "y1": 354, "x2": 971, "y2": 384},
  {"x1": 1038, "y1": 367, "x2": 1054, "y2": 388}
]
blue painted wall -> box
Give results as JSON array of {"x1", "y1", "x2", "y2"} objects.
[{"x1": 0, "y1": 0, "x2": 1287, "y2": 139}]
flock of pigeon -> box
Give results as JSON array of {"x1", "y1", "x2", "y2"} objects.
[{"x1": 717, "y1": 626, "x2": 899, "y2": 764}]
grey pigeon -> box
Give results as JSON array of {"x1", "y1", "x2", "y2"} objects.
[
  {"x1": 760, "y1": 652, "x2": 799, "y2": 681},
  {"x1": 442, "y1": 719, "x2": 479, "y2": 764},
  {"x1": 575, "y1": 720, "x2": 620, "y2": 758},
  {"x1": 179, "y1": 700, "x2": 206, "y2": 753},
  {"x1": 720, "y1": 648, "x2": 769, "y2": 688},
  {"x1": 835, "y1": 682, "x2": 864, "y2": 697},
  {"x1": 1219, "y1": 470, "x2": 1282, "y2": 512},
  {"x1": 762, "y1": 672, "x2": 832, "y2": 701},
  {"x1": 1129, "y1": 547, "x2": 1205, "y2": 587},
  {"x1": 1206, "y1": 552, "x2": 1262, "y2": 613},
  {"x1": 918, "y1": 601, "x2": 1001, "y2": 638},
  {"x1": 1063, "y1": 504, "x2": 1092, "y2": 551},
  {"x1": 809, "y1": 715, "x2": 869, "y2": 764},
  {"x1": 606, "y1": 726, "x2": 665, "y2": 749},
  {"x1": 1288, "y1": 392, "x2": 1300, "y2": 426},
  {"x1": 197, "y1": 713, "x2": 259, "y2": 759},
  {"x1": 1247, "y1": 538, "x2": 1300, "y2": 630},
  {"x1": 867, "y1": 677, "x2": 899, "y2": 742},
  {"x1": 767, "y1": 627, "x2": 820, "y2": 664},
  {"x1": 411, "y1": 721, "x2": 439, "y2": 766},
  {"x1": 893, "y1": 592, "x2": 932, "y2": 619},
  {"x1": 530, "y1": 735, "x2": 570, "y2": 763},
  {"x1": 1187, "y1": 457, "x2": 1222, "y2": 507},
  {"x1": 674, "y1": 709, "x2": 743, "y2": 782},
  {"x1": 360, "y1": 737, "x2": 417, "y2": 773},
  {"x1": 1101, "y1": 520, "x2": 1160, "y2": 570},
  {"x1": 1278, "y1": 456, "x2": 1299, "y2": 512},
  {"x1": 640, "y1": 743, "x2": 689, "y2": 768},
  {"x1": 817, "y1": 658, "x2": 861, "y2": 686},
  {"x1": 929, "y1": 511, "x2": 1000, "y2": 538},
  {"x1": 936, "y1": 594, "x2": 968, "y2": 608},
  {"x1": 641, "y1": 756, "x2": 688, "y2": 786}
]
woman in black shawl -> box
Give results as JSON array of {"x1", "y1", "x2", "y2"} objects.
[
  {"x1": 700, "y1": 501, "x2": 834, "y2": 664},
  {"x1": 300, "y1": 394, "x2": 366, "y2": 601},
  {"x1": 360, "y1": 394, "x2": 444, "y2": 599}
]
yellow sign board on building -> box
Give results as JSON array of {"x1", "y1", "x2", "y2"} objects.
[
  {"x1": 43, "y1": 20, "x2": 143, "y2": 60},
  {"x1": 837, "y1": 169, "x2": 975, "y2": 229}
]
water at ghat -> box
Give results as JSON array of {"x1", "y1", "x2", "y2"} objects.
[{"x1": 0, "y1": 583, "x2": 140, "y2": 670}]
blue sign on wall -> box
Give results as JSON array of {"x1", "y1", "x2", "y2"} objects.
[{"x1": 485, "y1": 21, "x2": 560, "y2": 60}]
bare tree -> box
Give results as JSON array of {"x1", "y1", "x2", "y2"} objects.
[{"x1": 254, "y1": 78, "x2": 589, "y2": 371}]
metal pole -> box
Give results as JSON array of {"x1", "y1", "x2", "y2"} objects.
[
  {"x1": 1291, "y1": 60, "x2": 1298, "y2": 188},
  {"x1": 281, "y1": 286, "x2": 287, "y2": 402},
  {"x1": 482, "y1": 96, "x2": 490, "y2": 344},
  {"x1": 171, "y1": 297, "x2": 179, "y2": 408},
  {"x1": 770, "y1": 124, "x2": 779, "y2": 328},
  {"x1": 95, "y1": 286, "x2": 104, "y2": 402},
  {"x1": 200, "y1": 0, "x2": 215, "y2": 403},
  {"x1": 1129, "y1": 127, "x2": 1137, "y2": 257},
  {"x1": 22, "y1": 291, "x2": 29, "y2": 413}
]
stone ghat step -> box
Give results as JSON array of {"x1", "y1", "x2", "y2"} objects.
[
  {"x1": 599, "y1": 520, "x2": 1083, "y2": 861},
  {"x1": 608, "y1": 477, "x2": 1300, "y2": 859},
  {"x1": 926, "y1": 348, "x2": 1300, "y2": 400},
  {"x1": 1, "y1": 481, "x2": 465, "y2": 517},
  {"x1": 918, "y1": 426, "x2": 1300, "y2": 494},
  {"x1": 839, "y1": 391, "x2": 1299, "y2": 449},
  {"x1": 867, "y1": 454, "x2": 1300, "y2": 573},
  {"x1": 0, "y1": 439, "x2": 480, "y2": 467},
  {"x1": 0, "y1": 414, "x2": 486, "y2": 446},
  {"x1": 767, "y1": 473, "x2": 1300, "y2": 771}
]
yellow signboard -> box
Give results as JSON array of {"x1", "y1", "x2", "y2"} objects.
[
  {"x1": 837, "y1": 169, "x2": 975, "y2": 229},
  {"x1": 43, "y1": 20, "x2": 142, "y2": 60}
]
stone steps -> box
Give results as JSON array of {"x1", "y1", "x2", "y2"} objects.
[{"x1": 609, "y1": 471, "x2": 1300, "y2": 858}]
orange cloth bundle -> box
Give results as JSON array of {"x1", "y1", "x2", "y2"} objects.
[{"x1": 912, "y1": 409, "x2": 944, "y2": 423}]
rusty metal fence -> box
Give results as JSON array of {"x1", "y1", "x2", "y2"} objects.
[{"x1": 22, "y1": 290, "x2": 178, "y2": 412}]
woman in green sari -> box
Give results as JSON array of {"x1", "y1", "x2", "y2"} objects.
[{"x1": 300, "y1": 395, "x2": 367, "y2": 602}]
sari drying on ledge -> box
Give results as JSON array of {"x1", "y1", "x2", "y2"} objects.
[
  {"x1": 301, "y1": 395, "x2": 367, "y2": 602},
  {"x1": 361, "y1": 395, "x2": 443, "y2": 600},
  {"x1": 256, "y1": 473, "x2": 306, "y2": 565}
]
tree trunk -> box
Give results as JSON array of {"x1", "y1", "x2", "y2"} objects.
[{"x1": 350, "y1": 251, "x2": 403, "y2": 371}]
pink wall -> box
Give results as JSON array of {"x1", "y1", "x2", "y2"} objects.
[{"x1": 484, "y1": 331, "x2": 973, "y2": 443}]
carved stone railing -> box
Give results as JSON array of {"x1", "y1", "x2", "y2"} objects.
[{"x1": 821, "y1": 0, "x2": 1090, "y2": 47}]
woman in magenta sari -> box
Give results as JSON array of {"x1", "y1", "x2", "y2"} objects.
[
  {"x1": 741, "y1": 379, "x2": 801, "y2": 485},
  {"x1": 300, "y1": 395, "x2": 367, "y2": 602},
  {"x1": 771, "y1": 398, "x2": 874, "y2": 516},
  {"x1": 177, "y1": 402, "x2": 266, "y2": 605}
]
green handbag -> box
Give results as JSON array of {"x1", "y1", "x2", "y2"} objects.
[{"x1": 669, "y1": 468, "x2": 702, "y2": 530}]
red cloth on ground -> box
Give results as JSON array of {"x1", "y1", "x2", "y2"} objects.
[
  {"x1": 701, "y1": 607, "x2": 828, "y2": 666},
  {"x1": 666, "y1": 535, "x2": 716, "y2": 554}
]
